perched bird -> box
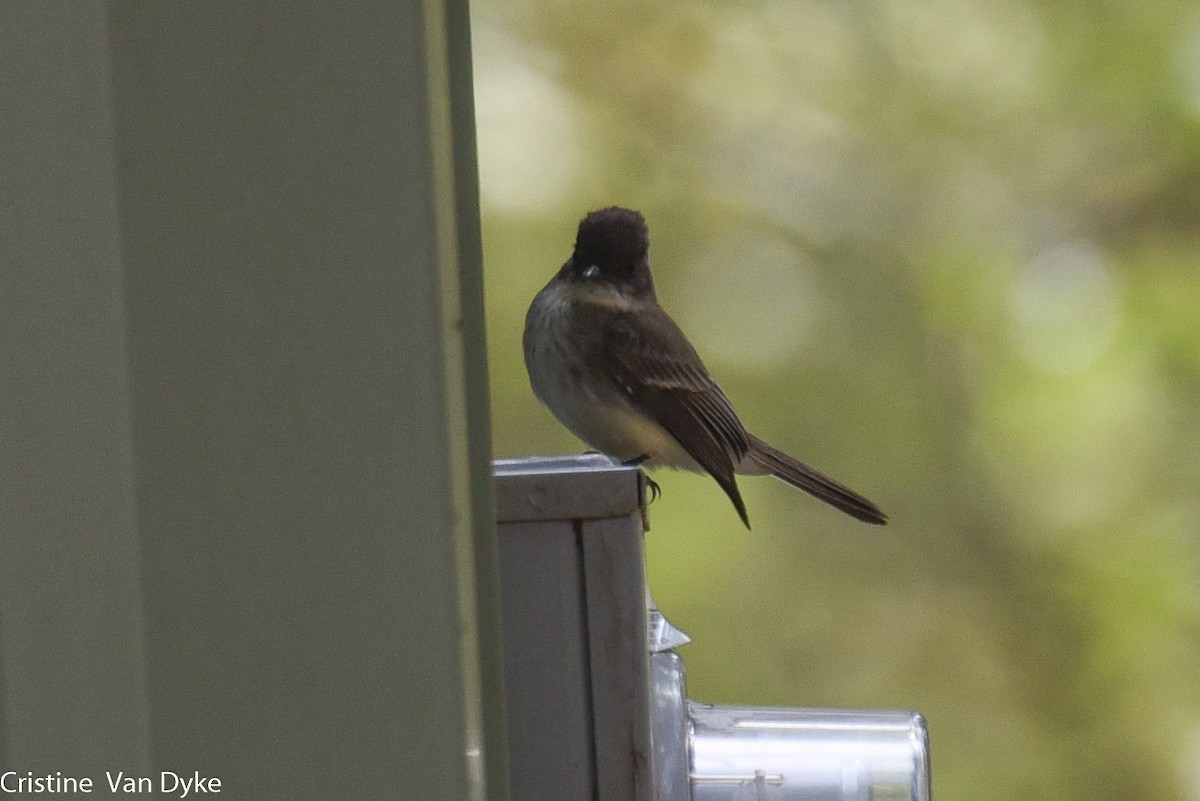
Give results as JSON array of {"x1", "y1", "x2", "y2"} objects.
[{"x1": 523, "y1": 207, "x2": 887, "y2": 528}]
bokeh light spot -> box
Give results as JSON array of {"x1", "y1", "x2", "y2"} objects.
[
  {"x1": 677, "y1": 234, "x2": 823, "y2": 371},
  {"x1": 1008, "y1": 241, "x2": 1121, "y2": 374},
  {"x1": 473, "y1": 25, "x2": 583, "y2": 214}
]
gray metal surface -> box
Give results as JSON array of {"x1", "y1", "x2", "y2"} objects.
[
  {"x1": 497, "y1": 518, "x2": 596, "y2": 801},
  {"x1": 494, "y1": 454, "x2": 645, "y2": 522},
  {"x1": 495, "y1": 455, "x2": 653, "y2": 801},
  {"x1": 0, "y1": 4, "x2": 503, "y2": 798}
]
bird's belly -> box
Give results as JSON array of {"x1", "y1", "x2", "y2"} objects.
[{"x1": 549, "y1": 390, "x2": 698, "y2": 470}]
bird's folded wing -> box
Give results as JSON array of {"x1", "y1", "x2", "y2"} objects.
[{"x1": 599, "y1": 310, "x2": 751, "y2": 525}]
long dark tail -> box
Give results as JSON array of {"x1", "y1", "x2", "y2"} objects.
[{"x1": 746, "y1": 434, "x2": 888, "y2": 525}]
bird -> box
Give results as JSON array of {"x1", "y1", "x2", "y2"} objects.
[{"x1": 522, "y1": 206, "x2": 887, "y2": 529}]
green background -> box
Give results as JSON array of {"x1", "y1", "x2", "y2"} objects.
[{"x1": 473, "y1": 2, "x2": 1200, "y2": 798}]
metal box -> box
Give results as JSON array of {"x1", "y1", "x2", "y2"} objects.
[{"x1": 494, "y1": 455, "x2": 930, "y2": 801}]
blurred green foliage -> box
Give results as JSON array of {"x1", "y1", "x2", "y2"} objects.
[{"x1": 472, "y1": 1, "x2": 1200, "y2": 799}]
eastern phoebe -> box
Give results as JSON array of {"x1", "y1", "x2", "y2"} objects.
[{"x1": 523, "y1": 207, "x2": 887, "y2": 528}]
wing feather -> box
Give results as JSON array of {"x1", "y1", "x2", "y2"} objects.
[{"x1": 598, "y1": 309, "x2": 751, "y2": 526}]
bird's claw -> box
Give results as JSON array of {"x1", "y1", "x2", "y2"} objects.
[{"x1": 645, "y1": 476, "x2": 661, "y2": 503}]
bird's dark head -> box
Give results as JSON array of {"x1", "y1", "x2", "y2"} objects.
[{"x1": 561, "y1": 207, "x2": 656, "y2": 300}]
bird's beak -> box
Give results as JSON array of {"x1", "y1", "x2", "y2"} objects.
[{"x1": 582, "y1": 264, "x2": 600, "y2": 280}]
